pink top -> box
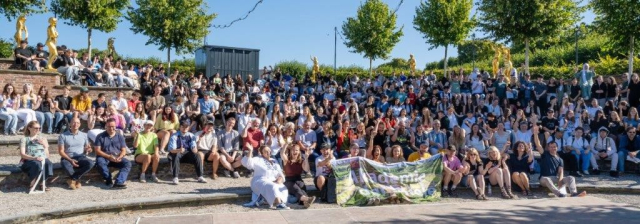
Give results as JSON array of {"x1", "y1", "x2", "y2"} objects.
[
  {"x1": 110, "y1": 114, "x2": 125, "y2": 130},
  {"x1": 443, "y1": 154, "x2": 463, "y2": 171}
]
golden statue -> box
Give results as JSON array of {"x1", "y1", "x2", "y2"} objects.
[
  {"x1": 45, "y1": 17, "x2": 58, "y2": 70},
  {"x1": 107, "y1": 37, "x2": 117, "y2": 57},
  {"x1": 502, "y1": 47, "x2": 512, "y2": 83},
  {"x1": 310, "y1": 56, "x2": 319, "y2": 83},
  {"x1": 408, "y1": 54, "x2": 416, "y2": 73},
  {"x1": 14, "y1": 14, "x2": 28, "y2": 47},
  {"x1": 492, "y1": 45, "x2": 502, "y2": 78}
]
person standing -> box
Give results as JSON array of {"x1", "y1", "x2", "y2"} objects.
[
  {"x1": 574, "y1": 63, "x2": 595, "y2": 100},
  {"x1": 94, "y1": 118, "x2": 131, "y2": 189},
  {"x1": 58, "y1": 118, "x2": 94, "y2": 190}
]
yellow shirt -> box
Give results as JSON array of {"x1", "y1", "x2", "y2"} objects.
[
  {"x1": 71, "y1": 95, "x2": 92, "y2": 112},
  {"x1": 154, "y1": 114, "x2": 179, "y2": 131},
  {"x1": 408, "y1": 152, "x2": 431, "y2": 162}
]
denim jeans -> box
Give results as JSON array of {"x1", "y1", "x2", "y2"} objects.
[
  {"x1": 573, "y1": 149, "x2": 592, "y2": 171},
  {"x1": 54, "y1": 112, "x2": 74, "y2": 131},
  {"x1": 35, "y1": 111, "x2": 54, "y2": 133},
  {"x1": 0, "y1": 110, "x2": 18, "y2": 134},
  {"x1": 61, "y1": 155, "x2": 95, "y2": 180},
  {"x1": 617, "y1": 149, "x2": 639, "y2": 172},
  {"x1": 95, "y1": 156, "x2": 131, "y2": 185}
]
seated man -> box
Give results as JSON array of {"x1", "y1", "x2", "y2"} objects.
[
  {"x1": 14, "y1": 40, "x2": 38, "y2": 71},
  {"x1": 70, "y1": 87, "x2": 92, "y2": 121},
  {"x1": 315, "y1": 143, "x2": 335, "y2": 202},
  {"x1": 195, "y1": 119, "x2": 220, "y2": 179},
  {"x1": 589, "y1": 127, "x2": 619, "y2": 177},
  {"x1": 408, "y1": 143, "x2": 432, "y2": 162},
  {"x1": 53, "y1": 49, "x2": 81, "y2": 85},
  {"x1": 617, "y1": 127, "x2": 640, "y2": 174},
  {"x1": 34, "y1": 43, "x2": 49, "y2": 70},
  {"x1": 168, "y1": 120, "x2": 207, "y2": 184},
  {"x1": 533, "y1": 126, "x2": 587, "y2": 197},
  {"x1": 242, "y1": 118, "x2": 264, "y2": 155},
  {"x1": 95, "y1": 118, "x2": 131, "y2": 189},
  {"x1": 218, "y1": 117, "x2": 242, "y2": 178},
  {"x1": 53, "y1": 85, "x2": 74, "y2": 133},
  {"x1": 58, "y1": 118, "x2": 94, "y2": 190}
]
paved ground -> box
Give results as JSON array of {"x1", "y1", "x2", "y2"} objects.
[{"x1": 50, "y1": 195, "x2": 640, "y2": 224}]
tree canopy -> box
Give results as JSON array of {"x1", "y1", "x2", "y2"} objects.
[
  {"x1": 342, "y1": 0, "x2": 403, "y2": 74},
  {"x1": 0, "y1": 0, "x2": 46, "y2": 20},
  {"x1": 591, "y1": 0, "x2": 640, "y2": 76}
]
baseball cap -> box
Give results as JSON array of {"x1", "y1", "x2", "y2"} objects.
[
  {"x1": 80, "y1": 87, "x2": 89, "y2": 93},
  {"x1": 180, "y1": 120, "x2": 191, "y2": 126},
  {"x1": 144, "y1": 120, "x2": 154, "y2": 126},
  {"x1": 36, "y1": 43, "x2": 44, "y2": 47}
]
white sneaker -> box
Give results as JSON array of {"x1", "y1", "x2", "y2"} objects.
[
  {"x1": 197, "y1": 176, "x2": 207, "y2": 183},
  {"x1": 233, "y1": 171, "x2": 240, "y2": 178},
  {"x1": 582, "y1": 170, "x2": 590, "y2": 175},
  {"x1": 139, "y1": 173, "x2": 146, "y2": 183},
  {"x1": 172, "y1": 177, "x2": 179, "y2": 185},
  {"x1": 223, "y1": 170, "x2": 231, "y2": 178}
]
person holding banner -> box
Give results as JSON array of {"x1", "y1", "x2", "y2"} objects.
[
  {"x1": 442, "y1": 146, "x2": 463, "y2": 197},
  {"x1": 385, "y1": 145, "x2": 406, "y2": 164},
  {"x1": 463, "y1": 148, "x2": 487, "y2": 200},
  {"x1": 20, "y1": 121, "x2": 53, "y2": 192},
  {"x1": 241, "y1": 145, "x2": 290, "y2": 210},
  {"x1": 407, "y1": 143, "x2": 431, "y2": 162}
]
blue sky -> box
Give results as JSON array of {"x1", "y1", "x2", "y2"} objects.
[{"x1": 0, "y1": 0, "x2": 595, "y2": 69}]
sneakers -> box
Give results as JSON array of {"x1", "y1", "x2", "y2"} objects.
[
  {"x1": 223, "y1": 170, "x2": 232, "y2": 178},
  {"x1": 245, "y1": 170, "x2": 254, "y2": 178},
  {"x1": 197, "y1": 176, "x2": 207, "y2": 183},
  {"x1": 105, "y1": 179, "x2": 114, "y2": 187},
  {"x1": 233, "y1": 171, "x2": 241, "y2": 179},
  {"x1": 139, "y1": 173, "x2": 147, "y2": 183},
  {"x1": 242, "y1": 200, "x2": 260, "y2": 208},
  {"x1": 151, "y1": 174, "x2": 159, "y2": 182},
  {"x1": 303, "y1": 196, "x2": 316, "y2": 209},
  {"x1": 173, "y1": 177, "x2": 179, "y2": 185},
  {"x1": 610, "y1": 170, "x2": 619, "y2": 178},
  {"x1": 591, "y1": 169, "x2": 601, "y2": 175},
  {"x1": 570, "y1": 171, "x2": 583, "y2": 177},
  {"x1": 571, "y1": 191, "x2": 588, "y2": 197},
  {"x1": 275, "y1": 203, "x2": 290, "y2": 210},
  {"x1": 582, "y1": 170, "x2": 590, "y2": 175},
  {"x1": 627, "y1": 155, "x2": 640, "y2": 164},
  {"x1": 112, "y1": 183, "x2": 127, "y2": 189}
]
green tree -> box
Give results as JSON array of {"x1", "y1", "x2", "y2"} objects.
[
  {"x1": 413, "y1": 0, "x2": 475, "y2": 74},
  {"x1": 342, "y1": 0, "x2": 403, "y2": 75},
  {"x1": 51, "y1": 0, "x2": 129, "y2": 58},
  {"x1": 377, "y1": 58, "x2": 410, "y2": 70},
  {"x1": 0, "y1": 0, "x2": 46, "y2": 20},
  {"x1": 591, "y1": 0, "x2": 640, "y2": 78},
  {"x1": 457, "y1": 39, "x2": 495, "y2": 64},
  {"x1": 127, "y1": 0, "x2": 216, "y2": 75},
  {"x1": 477, "y1": 0, "x2": 581, "y2": 74}
]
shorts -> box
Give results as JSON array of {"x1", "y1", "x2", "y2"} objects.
[
  {"x1": 199, "y1": 150, "x2": 216, "y2": 161},
  {"x1": 79, "y1": 112, "x2": 90, "y2": 120},
  {"x1": 314, "y1": 175, "x2": 329, "y2": 190}
]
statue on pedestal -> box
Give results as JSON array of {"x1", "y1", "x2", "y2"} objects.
[
  {"x1": 502, "y1": 47, "x2": 513, "y2": 83},
  {"x1": 492, "y1": 45, "x2": 502, "y2": 78},
  {"x1": 14, "y1": 15, "x2": 28, "y2": 47},
  {"x1": 408, "y1": 54, "x2": 416, "y2": 74},
  {"x1": 107, "y1": 37, "x2": 117, "y2": 57},
  {"x1": 45, "y1": 17, "x2": 58, "y2": 70},
  {"x1": 310, "y1": 56, "x2": 319, "y2": 83}
]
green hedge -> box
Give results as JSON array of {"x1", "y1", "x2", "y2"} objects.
[{"x1": 0, "y1": 38, "x2": 14, "y2": 58}]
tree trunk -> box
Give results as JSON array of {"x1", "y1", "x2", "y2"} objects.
[
  {"x1": 629, "y1": 36, "x2": 635, "y2": 81},
  {"x1": 443, "y1": 44, "x2": 449, "y2": 76},
  {"x1": 87, "y1": 28, "x2": 92, "y2": 58},
  {"x1": 167, "y1": 46, "x2": 171, "y2": 76},
  {"x1": 525, "y1": 38, "x2": 530, "y2": 75},
  {"x1": 369, "y1": 57, "x2": 373, "y2": 77}
]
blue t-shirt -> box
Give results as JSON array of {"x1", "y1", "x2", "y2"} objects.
[
  {"x1": 198, "y1": 99, "x2": 215, "y2": 114},
  {"x1": 95, "y1": 132, "x2": 127, "y2": 156},
  {"x1": 168, "y1": 131, "x2": 196, "y2": 151}
]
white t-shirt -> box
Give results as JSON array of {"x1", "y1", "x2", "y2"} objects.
[
  {"x1": 111, "y1": 97, "x2": 128, "y2": 111},
  {"x1": 315, "y1": 155, "x2": 334, "y2": 177},
  {"x1": 195, "y1": 130, "x2": 217, "y2": 151},
  {"x1": 514, "y1": 130, "x2": 532, "y2": 144}
]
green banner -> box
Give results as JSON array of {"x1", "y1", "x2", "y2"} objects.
[{"x1": 331, "y1": 154, "x2": 443, "y2": 206}]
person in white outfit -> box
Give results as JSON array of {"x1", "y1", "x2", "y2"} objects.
[
  {"x1": 589, "y1": 127, "x2": 619, "y2": 177},
  {"x1": 241, "y1": 145, "x2": 290, "y2": 210}
]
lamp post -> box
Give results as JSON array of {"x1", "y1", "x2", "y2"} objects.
[
  {"x1": 575, "y1": 25, "x2": 579, "y2": 64},
  {"x1": 334, "y1": 27, "x2": 337, "y2": 74},
  {"x1": 471, "y1": 33, "x2": 477, "y2": 69}
]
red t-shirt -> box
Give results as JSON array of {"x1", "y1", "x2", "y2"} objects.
[
  {"x1": 244, "y1": 128, "x2": 264, "y2": 149},
  {"x1": 128, "y1": 99, "x2": 140, "y2": 112}
]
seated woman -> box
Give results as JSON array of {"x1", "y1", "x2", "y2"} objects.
[
  {"x1": 463, "y1": 148, "x2": 486, "y2": 200},
  {"x1": 385, "y1": 145, "x2": 405, "y2": 164},
  {"x1": 508, "y1": 141, "x2": 534, "y2": 196},
  {"x1": 20, "y1": 121, "x2": 53, "y2": 192},
  {"x1": 17, "y1": 84, "x2": 38, "y2": 131},
  {"x1": 88, "y1": 107, "x2": 107, "y2": 143},
  {"x1": 154, "y1": 105, "x2": 179, "y2": 154},
  {"x1": 485, "y1": 146, "x2": 516, "y2": 199},
  {"x1": 281, "y1": 145, "x2": 316, "y2": 208},
  {"x1": 242, "y1": 145, "x2": 290, "y2": 210},
  {"x1": 133, "y1": 120, "x2": 160, "y2": 183},
  {"x1": 442, "y1": 146, "x2": 464, "y2": 197}
]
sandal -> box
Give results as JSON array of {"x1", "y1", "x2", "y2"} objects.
[
  {"x1": 476, "y1": 194, "x2": 483, "y2": 200},
  {"x1": 501, "y1": 187, "x2": 511, "y2": 199},
  {"x1": 506, "y1": 188, "x2": 517, "y2": 199},
  {"x1": 481, "y1": 194, "x2": 488, "y2": 200}
]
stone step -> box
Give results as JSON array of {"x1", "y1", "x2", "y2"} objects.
[{"x1": 0, "y1": 133, "x2": 134, "y2": 157}]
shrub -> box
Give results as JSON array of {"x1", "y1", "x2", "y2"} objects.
[{"x1": 0, "y1": 38, "x2": 14, "y2": 58}]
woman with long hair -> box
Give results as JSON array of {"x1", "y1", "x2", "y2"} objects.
[
  {"x1": 270, "y1": 103, "x2": 284, "y2": 128},
  {"x1": 88, "y1": 107, "x2": 107, "y2": 143},
  {"x1": 281, "y1": 145, "x2": 315, "y2": 208},
  {"x1": 466, "y1": 124, "x2": 488, "y2": 158},
  {"x1": 265, "y1": 124, "x2": 285, "y2": 163},
  {"x1": 20, "y1": 121, "x2": 53, "y2": 192},
  {"x1": 508, "y1": 141, "x2": 533, "y2": 196},
  {"x1": 448, "y1": 125, "x2": 466, "y2": 156},
  {"x1": 463, "y1": 148, "x2": 486, "y2": 200},
  {"x1": 624, "y1": 107, "x2": 640, "y2": 130},
  {"x1": 1, "y1": 84, "x2": 19, "y2": 135},
  {"x1": 628, "y1": 73, "x2": 640, "y2": 108},
  {"x1": 385, "y1": 145, "x2": 405, "y2": 164},
  {"x1": 34, "y1": 86, "x2": 54, "y2": 134},
  {"x1": 17, "y1": 84, "x2": 38, "y2": 131},
  {"x1": 130, "y1": 102, "x2": 148, "y2": 133},
  {"x1": 485, "y1": 146, "x2": 516, "y2": 199},
  {"x1": 155, "y1": 105, "x2": 179, "y2": 154}
]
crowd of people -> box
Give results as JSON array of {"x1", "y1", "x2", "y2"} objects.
[{"x1": 3, "y1": 54, "x2": 640, "y2": 208}]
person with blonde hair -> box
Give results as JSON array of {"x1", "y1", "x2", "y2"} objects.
[
  {"x1": 20, "y1": 121, "x2": 53, "y2": 192},
  {"x1": 485, "y1": 146, "x2": 516, "y2": 199},
  {"x1": 463, "y1": 148, "x2": 486, "y2": 200},
  {"x1": 385, "y1": 145, "x2": 405, "y2": 163},
  {"x1": 17, "y1": 83, "x2": 38, "y2": 131}
]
